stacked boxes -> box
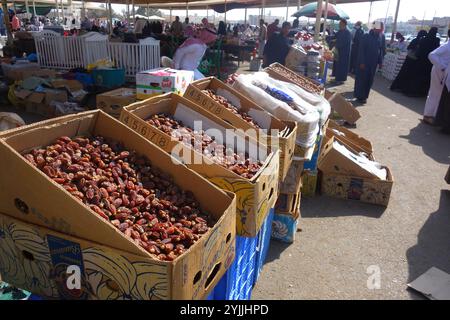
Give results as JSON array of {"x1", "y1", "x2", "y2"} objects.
[
  {"x1": 382, "y1": 52, "x2": 407, "y2": 81},
  {"x1": 0, "y1": 111, "x2": 236, "y2": 299},
  {"x1": 121, "y1": 93, "x2": 279, "y2": 237}
]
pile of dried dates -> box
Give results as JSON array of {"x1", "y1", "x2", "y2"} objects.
[
  {"x1": 23, "y1": 136, "x2": 214, "y2": 261},
  {"x1": 270, "y1": 65, "x2": 322, "y2": 94},
  {"x1": 202, "y1": 89, "x2": 261, "y2": 129},
  {"x1": 146, "y1": 114, "x2": 263, "y2": 179}
]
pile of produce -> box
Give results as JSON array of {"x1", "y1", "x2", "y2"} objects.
[
  {"x1": 23, "y1": 135, "x2": 214, "y2": 261},
  {"x1": 202, "y1": 89, "x2": 261, "y2": 128},
  {"x1": 146, "y1": 114, "x2": 263, "y2": 179},
  {"x1": 268, "y1": 64, "x2": 323, "y2": 94}
]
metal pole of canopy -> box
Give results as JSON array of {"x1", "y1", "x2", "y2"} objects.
[
  {"x1": 367, "y1": 1, "x2": 373, "y2": 27},
  {"x1": 81, "y1": 0, "x2": 85, "y2": 19},
  {"x1": 313, "y1": 0, "x2": 323, "y2": 41},
  {"x1": 262, "y1": 0, "x2": 265, "y2": 19},
  {"x1": 322, "y1": 0, "x2": 329, "y2": 42},
  {"x1": 169, "y1": 7, "x2": 172, "y2": 22},
  {"x1": 55, "y1": 0, "x2": 59, "y2": 21},
  {"x1": 126, "y1": 0, "x2": 129, "y2": 25},
  {"x1": 391, "y1": 0, "x2": 401, "y2": 42},
  {"x1": 224, "y1": 0, "x2": 227, "y2": 24},
  {"x1": 286, "y1": 0, "x2": 289, "y2": 22},
  {"x1": 32, "y1": 0, "x2": 37, "y2": 17},
  {"x1": 132, "y1": 0, "x2": 135, "y2": 21},
  {"x1": 297, "y1": 0, "x2": 301, "y2": 11},
  {"x1": 25, "y1": 0, "x2": 30, "y2": 17},
  {"x1": 206, "y1": 6, "x2": 209, "y2": 21},
  {"x1": 244, "y1": 7, "x2": 247, "y2": 25},
  {"x1": 108, "y1": 0, "x2": 113, "y2": 35},
  {"x1": 185, "y1": 1, "x2": 188, "y2": 19},
  {"x1": 147, "y1": 4, "x2": 150, "y2": 18},
  {"x1": 60, "y1": 0, "x2": 64, "y2": 21}
]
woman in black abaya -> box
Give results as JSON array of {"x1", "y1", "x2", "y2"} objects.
[
  {"x1": 435, "y1": 65, "x2": 450, "y2": 134},
  {"x1": 390, "y1": 30, "x2": 427, "y2": 91}
]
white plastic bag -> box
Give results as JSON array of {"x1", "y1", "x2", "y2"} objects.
[
  {"x1": 0, "y1": 112, "x2": 25, "y2": 132},
  {"x1": 232, "y1": 73, "x2": 320, "y2": 147}
]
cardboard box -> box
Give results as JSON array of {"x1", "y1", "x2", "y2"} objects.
[
  {"x1": 184, "y1": 77, "x2": 297, "y2": 181},
  {"x1": 22, "y1": 68, "x2": 57, "y2": 80},
  {"x1": 301, "y1": 169, "x2": 319, "y2": 197},
  {"x1": 275, "y1": 193, "x2": 300, "y2": 214},
  {"x1": 50, "y1": 79, "x2": 84, "y2": 93},
  {"x1": 1, "y1": 62, "x2": 40, "y2": 81},
  {"x1": 327, "y1": 120, "x2": 373, "y2": 154},
  {"x1": 271, "y1": 209, "x2": 299, "y2": 243},
  {"x1": 136, "y1": 68, "x2": 194, "y2": 100},
  {"x1": 325, "y1": 90, "x2": 361, "y2": 125},
  {"x1": 264, "y1": 62, "x2": 323, "y2": 94},
  {"x1": 96, "y1": 87, "x2": 137, "y2": 118},
  {"x1": 44, "y1": 89, "x2": 68, "y2": 106},
  {"x1": 0, "y1": 110, "x2": 237, "y2": 299},
  {"x1": 320, "y1": 168, "x2": 394, "y2": 206},
  {"x1": 318, "y1": 136, "x2": 380, "y2": 179},
  {"x1": 121, "y1": 93, "x2": 279, "y2": 237},
  {"x1": 279, "y1": 160, "x2": 304, "y2": 194}
]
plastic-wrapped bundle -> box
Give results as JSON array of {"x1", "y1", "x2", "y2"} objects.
[
  {"x1": 232, "y1": 72, "x2": 320, "y2": 147},
  {"x1": 281, "y1": 81, "x2": 331, "y2": 126}
]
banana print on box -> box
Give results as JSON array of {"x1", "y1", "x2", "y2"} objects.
[{"x1": 0, "y1": 218, "x2": 169, "y2": 300}]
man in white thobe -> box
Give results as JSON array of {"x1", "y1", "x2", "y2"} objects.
[{"x1": 423, "y1": 32, "x2": 450, "y2": 124}]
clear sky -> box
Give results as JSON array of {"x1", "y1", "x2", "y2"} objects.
[{"x1": 111, "y1": 0, "x2": 450, "y2": 24}]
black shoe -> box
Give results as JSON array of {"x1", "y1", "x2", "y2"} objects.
[{"x1": 356, "y1": 98, "x2": 367, "y2": 104}]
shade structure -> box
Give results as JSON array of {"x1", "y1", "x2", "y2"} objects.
[
  {"x1": 292, "y1": 2, "x2": 349, "y2": 20},
  {"x1": 147, "y1": 15, "x2": 166, "y2": 21}
]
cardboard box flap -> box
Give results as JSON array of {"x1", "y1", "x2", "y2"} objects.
[
  {"x1": 328, "y1": 119, "x2": 373, "y2": 154},
  {"x1": 186, "y1": 77, "x2": 287, "y2": 134},
  {"x1": 0, "y1": 111, "x2": 235, "y2": 260},
  {"x1": 318, "y1": 136, "x2": 387, "y2": 180},
  {"x1": 28, "y1": 92, "x2": 46, "y2": 104},
  {"x1": 14, "y1": 89, "x2": 33, "y2": 100},
  {"x1": 325, "y1": 90, "x2": 361, "y2": 124}
]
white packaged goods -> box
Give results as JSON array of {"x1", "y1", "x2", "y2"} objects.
[
  {"x1": 0, "y1": 113, "x2": 25, "y2": 132},
  {"x1": 232, "y1": 72, "x2": 320, "y2": 147},
  {"x1": 334, "y1": 141, "x2": 387, "y2": 180},
  {"x1": 285, "y1": 45, "x2": 308, "y2": 71}
]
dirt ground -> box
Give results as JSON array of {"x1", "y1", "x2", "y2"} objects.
[{"x1": 252, "y1": 72, "x2": 450, "y2": 300}]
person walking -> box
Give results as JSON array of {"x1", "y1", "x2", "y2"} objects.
[
  {"x1": 353, "y1": 21, "x2": 385, "y2": 104},
  {"x1": 258, "y1": 19, "x2": 267, "y2": 58},
  {"x1": 423, "y1": 29, "x2": 450, "y2": 124},
  {"x1": 333, "y1": 19, "x2": 352, "y2": 83},
  {"x1": 349, "y1": 21, "x2": 364, "y2": 74}
]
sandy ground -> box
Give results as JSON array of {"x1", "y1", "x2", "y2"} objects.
[{"x1": 252, "y1": 73, "x2": 450, "y2": 300}]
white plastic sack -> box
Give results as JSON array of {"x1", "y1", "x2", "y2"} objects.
[
  {"x1": 0, "y1": 112, "x2": 25, "y2": 132},
  {"x1": 232, "y1": 72, "x2": 320, "y2": 147}
]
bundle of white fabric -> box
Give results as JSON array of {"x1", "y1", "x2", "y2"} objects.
[{"x1": 232, "y1": 72, "x2": 330, "y2": 147}]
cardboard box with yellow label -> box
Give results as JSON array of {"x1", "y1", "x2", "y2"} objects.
[
  {"x1": 120, "y1": 93, "x2": 280, "y2": 237},
  {"x1": 0, "y1": 110, "x2": 236, "y2": 299},
  {"x1": 184, "y1": 77, "x2": 297, "y2": 182}
]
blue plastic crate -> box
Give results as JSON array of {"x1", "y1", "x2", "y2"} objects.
[
  {"x1": 91, "y1": 68, "x2": 125, "y2": 88},
  {"x1": 208, "y1": 210, "x2": 274, "y2": 300},
  {"x1": 212, "y1": 235, "x2": 258, "y2": 300},
  {"x1": 253, "y1": 208, "x2": 274, "y2": 284}
]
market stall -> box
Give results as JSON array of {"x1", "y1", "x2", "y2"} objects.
[{"x1": 0, "y1": 0, "x2": 396, "y2": 301}]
